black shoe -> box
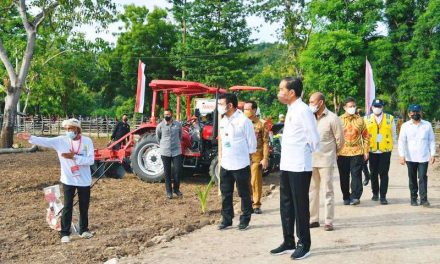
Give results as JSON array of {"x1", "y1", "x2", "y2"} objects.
[
  {"x1": 371, "y1": 195, "x2": 379, "y2": 201},
  {"x1": 350, "y1": 199, "x2": 360, "y2": 205},
  {"x1": 174, "y1": 190, "x2": 183, "y2": 197},
  {"x1": 166, "y1": 193, "x2": 173, "y2": 199},
  {"x1": 420, "y1": 200, "x2": 430, "y2": 207},
  {"x1": 363, "y1": 178, "x2": 370, "y2": 186},
  {"x1": 270, "y1": 242, "x2": 295, "y2": 255},
  {"x1": 291, "y1": 244, "x2": 311, "y2": 260},
  {"x1": 411, "y1": 199, "x2": 418, "y2": 206},
  {"x1": 343, "y1": 199, "x2": 350, "y2": 205},
  {"x1": 253, "y1": 208, "x2": 262, "y2": 214},
  {"x1": 380, "y1": 198, "x2": 388, "y2": 205},
  {"x1": 309, "y1": 222, "x2": 320, "y2": 228},
  {"x1": 238, "y1": 222, "x2": 249, "y2": 231},
  {"x1": 217, "y1": 222, "x2": 232, "y2": 230}
]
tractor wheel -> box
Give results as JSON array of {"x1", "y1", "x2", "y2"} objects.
[
  {"x1": 209, "y1": 156, "x2": 220, "y2": 185},
  {"x1": 131, "y1": 135, "x2": 164, "y2": 182}
]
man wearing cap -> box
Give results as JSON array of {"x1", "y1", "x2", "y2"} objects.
[
  {"x1": 364, "y1": 99, "x2": 396, "y2": 205},
  {"x1": 17, "y1": 118, "x2": 95, "y2": 243},
  {"x1": 398, "y1": 104, "x2": 436, "y2": 206}
]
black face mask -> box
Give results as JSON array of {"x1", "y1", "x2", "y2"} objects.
[
  {"x1": 122, "y1": 119, "x2": 128, "y2": 122},
  {"x1": 411, "y1": 113, "x2": 421, "y2": 121},
  {"x1": 165, "y1": 116, "x2": 172, "y2": 122}
]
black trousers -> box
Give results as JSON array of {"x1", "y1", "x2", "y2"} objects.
[
  {"x1": 337, "y1": 155, "x2": 364, "y2": 200},
  {"x1": 406, "y1": 162, "x2": 429, "y2": 202},
  {"x1": 161, "y1": 155, "x2": 182, "y2": 194},
  {"x1": 280, "y1": 170, "x2": 312, "y2": 249},
  {"x1": 61, "y1": 184, "x2": 91, "y2": 237},
  {"x1": 220, "y1": 166, "x2": 253, "y2": 225},
  {"x1": 362, "y1": 160, "x2": 370, "y2": 180},
  {"x1": 369, "y1": 152, "x2": 391, "y2": 198}
]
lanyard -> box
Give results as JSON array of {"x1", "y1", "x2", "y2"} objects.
[{"x1": 70, "y1": 136, "x2": 82, "y2": 154}]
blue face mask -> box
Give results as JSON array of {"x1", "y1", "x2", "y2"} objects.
[{"x1": 66, "y1": 131, "x2": 76, "y2": 139}]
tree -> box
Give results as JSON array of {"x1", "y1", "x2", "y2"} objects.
[
  {"x1": 172, "y1": 0, "x2": 257, "y2": 87},
  {"x1": 398, "y1": 0, "x2": 440, "y2": 119},
  {"x1": 300, "y1": 30, "x2": 364, "y2": 113},
  {"x1": 250, "y1": 0, "x2": 310, "y2": 76},
  {"x1": 0, "y1": 0, "x2": 116, "y2": 147},
  {"x1": 108, "y1": 5, "x2": 178, "y2": 117}
]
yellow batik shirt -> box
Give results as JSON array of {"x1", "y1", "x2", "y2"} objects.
[{"x1": 338, "y1": 113, "x2": 369, "y2": 156}]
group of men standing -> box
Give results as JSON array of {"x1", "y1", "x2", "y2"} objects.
[{"x1": 215, "y1": 76, "x2": 437, "y2": 261}]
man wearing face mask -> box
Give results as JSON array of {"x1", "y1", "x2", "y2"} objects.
[
  {"x1": 337, "y1": 97, "x2": 369, "y2": 206},
  {"x1": 398, "y1": 104, "x2": 436, "y2": 207},
  {"x1": 308, "y1": 92, "x2": 344, "y2": 232},
  {"x1": 17, "y1": 118, "x2": 95, "y2": 243},
  {"x1": 156, "y1": 109, "x2": 183, "y2": 199},
  {"x1": 364, "y1": 99, "x2": 396, "y2": 205},
  {"x1": 217, "y1": 93, "x2": 257, "y2": 231},
  {"x1": 243, "y1": 100, "x2": 269, "y2": 214},
  {"x1": 270, "y1": 77, "x2": 320, "y2": 260},
  {"x1": 111, "y1": 114, "x2": 130, "y2": 150}
]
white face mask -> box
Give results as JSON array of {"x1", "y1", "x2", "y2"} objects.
[
  {"x1": 309, "y1": 104, "x2": 319, "y2": 113},
  {"x1": 218, "y1": 104, "x2": 227, "y2": 115},
  {"x1": 346, "y1": 107, "x2": 356, "y2": 115},
  {"x1": 372, "y1": 107, "x2": 383, "y2": 115}
]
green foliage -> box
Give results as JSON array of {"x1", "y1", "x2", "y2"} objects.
[
  {"x1": 172, "y1": 0, "x2": 257, "y2": 87},
  {"x1": 300, "y1": 30, "x2": 364, "y2": 111}
]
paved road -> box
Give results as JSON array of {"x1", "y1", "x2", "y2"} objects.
[{"x1": 117, "y1": 151, "x2": 440, "y2": 264}]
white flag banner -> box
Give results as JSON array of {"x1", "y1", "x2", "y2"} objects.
[
  {"x1": 135, "y1": 60, "x2": 146, "y2": 113},
  {"x1": 365, "y1": 58, "x2": 376, "y2": 115}
]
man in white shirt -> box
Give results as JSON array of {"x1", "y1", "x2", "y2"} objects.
[
  {"x1": 270, "y1": 77, "x2": 320, "y2": 260},
  {"x1": 398, "y1": 104, "x2": 436, "y2": 207},
  {"x1": 18, "y1": 118, "x2": 95, "y2": 243},
  {"x1": 217, "y1": 93, "x2": 257, "y2": 231}
]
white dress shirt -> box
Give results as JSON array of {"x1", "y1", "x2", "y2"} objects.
[
  {"x1": 29, "y1": 135, "x2": 95, "y2": 186},
  {"x1": 280, "y1": 98, "x2": 320, "y2": 172},
  {"x1": 398, "y1": 120, "x2": 436, "y2": 162},
  {"x1": 220, "y1": 109, "x2": 257, "y2": 170}
]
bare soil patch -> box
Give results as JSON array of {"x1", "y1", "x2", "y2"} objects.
[{"x1": 0, "y1": 137, "x2": 277, "y2": 263}]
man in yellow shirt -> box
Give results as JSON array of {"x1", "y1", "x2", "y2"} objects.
[
  {"x1": 243, "y1": 100, "x2": 269, "y2": 214},
  {"x1": 364, "y1": 99, "x2": 396, "y2": 205}
]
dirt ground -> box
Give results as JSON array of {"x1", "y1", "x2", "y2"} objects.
[
  {"x1": 0, "y1": 137, "x2": 277, "y2": 263},
  {"x1": 118, "y1": 149, "x2": 440, "y2": 264}
]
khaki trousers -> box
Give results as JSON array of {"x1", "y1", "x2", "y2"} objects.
[
  {"x1": 309, "y1": 167, "x2": 335, "y2": 225},
  {"x1": 250, "y1": 162, "x2": 263, "y2": 209}
]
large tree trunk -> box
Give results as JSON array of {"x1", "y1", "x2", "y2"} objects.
[{"x1": 1, "y1": 89, "x2": 21, "y2": 148}]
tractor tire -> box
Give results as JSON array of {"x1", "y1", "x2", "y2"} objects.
[
  {"x1": 209, "y1": 156, "x2": 220, "y2": 185},
  {"x1": 131, "y1": 135, "x2": 165, "y2": 182},
  {"x1": 91, "y1": 161, "x2": 105, "y2": 178}
]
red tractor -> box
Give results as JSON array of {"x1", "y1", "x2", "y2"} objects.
[
  {"x1": 93, "y1": 80, "x2": 280, "y2": 183},
  {"x1": 93, "y1": 80, "x2": 226, "y2": 182}
]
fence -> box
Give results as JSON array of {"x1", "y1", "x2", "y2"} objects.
[{"x1": 2, "y1": 116, "x2": 144, "y2": 138}]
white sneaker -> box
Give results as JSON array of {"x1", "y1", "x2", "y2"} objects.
[
  {"x1": 61, "y1": 236, "x2": 70, "y2": 243},
  {"x1": 80, "y1": 231, "x2": 93, "y2": 239}
]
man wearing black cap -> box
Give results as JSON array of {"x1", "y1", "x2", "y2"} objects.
[
  {"x1": 364, "y1": 99, "x2": 396, "y2": 205},
  {"x1": 398, "y1": 104, "x2": 436, "y2": 207}
]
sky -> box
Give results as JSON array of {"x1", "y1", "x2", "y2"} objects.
[{"x1": 80, "y1": 0, "x2": 281, "y2": 45}]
